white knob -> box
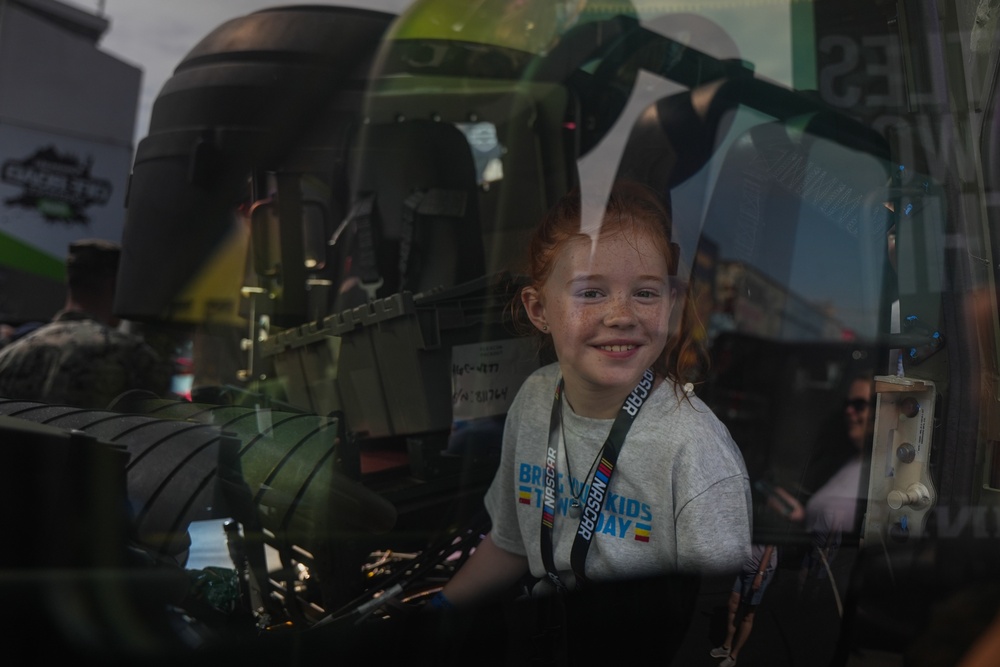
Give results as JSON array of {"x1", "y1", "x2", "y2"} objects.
[{"x1": 887, "y1": 483, "x2": 930, "y2": 510}]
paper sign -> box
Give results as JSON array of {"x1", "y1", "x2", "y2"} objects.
[{"x1": 451, "y1": 338, "x2": 539, "y2": 420}]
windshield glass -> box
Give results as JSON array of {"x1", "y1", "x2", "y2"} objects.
[{"x1": 1, "y1": 1, "x2": 998, "y2": 665}]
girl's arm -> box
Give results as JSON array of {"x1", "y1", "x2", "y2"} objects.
[
  {"x1": 676, "y1": 477, "x2": 753, "y2": 573},
  {"x1": 439, "y1": 531, "x2": 530, "y2": 608}
]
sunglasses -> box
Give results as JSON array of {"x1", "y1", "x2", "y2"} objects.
[{"x1": 844, "y1": 398, "x2": 870, "y2": 412}]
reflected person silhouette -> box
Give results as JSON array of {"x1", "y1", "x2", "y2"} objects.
[{"x1": 0, "y1": 239, "x2": 172, "y2": 409}]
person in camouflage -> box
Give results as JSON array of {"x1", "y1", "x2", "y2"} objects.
[{"x1": 0, "y1": 239, "x2": 172, "y2": 409}]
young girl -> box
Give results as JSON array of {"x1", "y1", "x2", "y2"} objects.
[{"x1": 437, "y1": 180, "x2": 752, "y2": 608}]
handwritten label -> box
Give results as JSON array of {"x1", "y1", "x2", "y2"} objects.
[{"x1": 451, "y1": 339, "x2": 538, "y2": 420}]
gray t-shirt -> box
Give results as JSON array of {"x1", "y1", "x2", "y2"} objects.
[{"x1": 485, "y1": 363, "x2": 752, "y2": 589}]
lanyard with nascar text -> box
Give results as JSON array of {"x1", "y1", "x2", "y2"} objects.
[{"x1": 539, "y1": 368, "x2": 655, "y2": 592}]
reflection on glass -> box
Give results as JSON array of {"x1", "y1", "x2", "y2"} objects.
[{"x1": 457, "y1": 121, "x2": 505, "y2": 185}]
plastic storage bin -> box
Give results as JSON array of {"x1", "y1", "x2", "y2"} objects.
[{"x1": 263, "y1": 273, "x2": 530, "y2": 439}]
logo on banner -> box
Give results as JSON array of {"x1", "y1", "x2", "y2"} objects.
[{"x1": 2, "y1": 146, "x2": 112, "y2": 224}]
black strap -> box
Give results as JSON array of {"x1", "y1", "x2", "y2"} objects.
[
  {"x1": 398, "y1": 190, "x2": 424, "y2": 291},
  {"x1": 539, "y1": 368, "x2": 655, "y2": 592},
  {"x1": 348, "y1": 195, "x2": 379, "y2": 283},
  {"x1": 398, "y1": 188, "x2": 468, "y2": 292},
  {"x1": 341, "y1": 193, "x2": 383, "y2": 300}
]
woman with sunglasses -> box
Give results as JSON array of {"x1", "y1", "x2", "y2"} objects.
[{"x1": 798, "y1": 373, "x2": 874, "y2": 590}]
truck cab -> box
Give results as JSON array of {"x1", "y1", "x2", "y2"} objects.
[{"x1": 2, "y1": 1, "x2": 1000, "y2": 664}]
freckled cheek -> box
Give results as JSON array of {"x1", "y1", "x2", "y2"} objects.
[
  {"x1": 556, "y1": 302, "x2": 592, "y2": 328},
  {"x1": 638, "y1": 305, "x2": 671, "y2": 330},
  {"x1": 560, "y1": 319, "x2": 597, "y2": 348}
]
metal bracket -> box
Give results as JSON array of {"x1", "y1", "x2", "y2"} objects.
[{"x1": 863, "y1": 375, "x2": 937, "y2": 544}]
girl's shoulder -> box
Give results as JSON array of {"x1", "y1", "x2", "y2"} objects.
[
  {"x1": 507, "y1": 362, "x2": 560, "y2": 412},
  {"x1": 645, "y1": 382, "x2": 742, "y2": 454},
  {"x1": 648, "y1": 380, "x2": 718, "y2": 422},
  {"x1": 526, "y1": 361, "x2": 561, "y2": 382},
  {"x1": 518, "y1": 362, "x2": 560, "y2": 394}
]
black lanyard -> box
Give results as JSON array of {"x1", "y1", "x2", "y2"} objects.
[{"x1": 539, "y1": 368, "x2": 655, "y2": 592}]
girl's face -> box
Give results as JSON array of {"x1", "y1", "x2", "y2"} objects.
[{"x1": 522, "y1": 229, "x2": 675, "y2": 413}]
